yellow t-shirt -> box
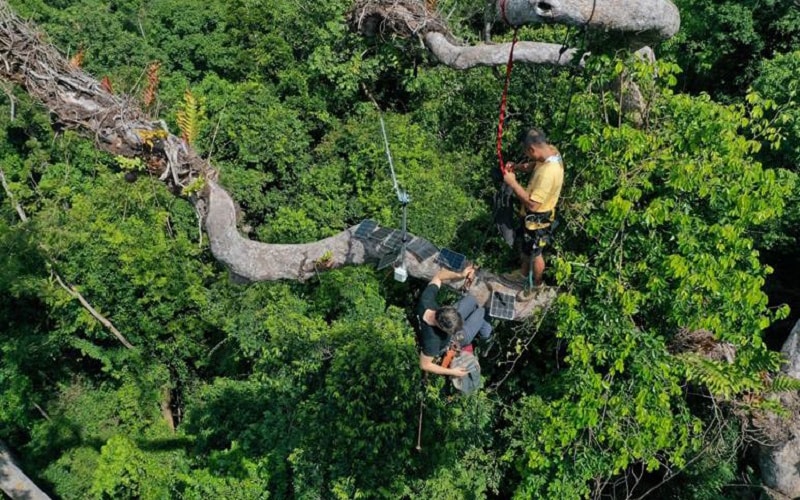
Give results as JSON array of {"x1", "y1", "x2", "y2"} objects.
[{"x1": 523, "y1": 155, "x2": 564, "y2": 230}]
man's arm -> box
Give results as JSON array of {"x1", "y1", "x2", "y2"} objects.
[
  {"x1": 503, "y1": 170, "x2": 542, "y2": 213},
  {"x1": 429, "y1": 264, "x2": 475, "y2": 288},
  {"x1": 419, "y1": 352, "x2": 469, "y2": 377}
]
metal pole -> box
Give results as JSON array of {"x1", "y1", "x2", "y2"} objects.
[
  {"x1": 416, "y1": 373, "x2": 427, "y2": 451},
  {"x1": 528, "y1": 252, "x2": 535, "y2": 290}
]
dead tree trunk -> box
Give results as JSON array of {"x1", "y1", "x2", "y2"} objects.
[
  {"x1": 351, "y1": 0, "x2": 679, "y2": 70},
  {"x1": 0, "y1": 1, "x2": 551, "y2": 319}
]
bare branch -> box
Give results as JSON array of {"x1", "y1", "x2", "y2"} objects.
[
  {"x1": 498, "y1": 0, "x2": 679, "y2": 41},
  {"x1": 53, "y1": 273, "x2": 135, "y2": 350},
  {"x1": 1, "y1": 167, "x2": 134, "y2": 349},
  {"x1": 423, "y1": 32, "x2": 582, "y2": 69},
  {"x1": 351, "y1": 0, "x2": 679, "y2": 71},
  {"x1": 205, "y1": 181, "x2": 555, "y2": 319},
  {"x1": 0, "y1": 168, "x2": 27, "y2": 221}
]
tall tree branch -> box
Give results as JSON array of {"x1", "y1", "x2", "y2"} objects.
[{"x1": 0, "y1": 1, "x2": 553, "y2": 319}]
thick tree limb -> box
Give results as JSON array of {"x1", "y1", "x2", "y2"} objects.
[
  {"x1": 498, "y1": 0, "x2": 679, "y2": 41},
  {"x1": 0, "y1": 440, "x2": 51, "y2": 500},
  {"x1": 0, "y1": 1, "x2": 553, "y2": 320},
  {"x1": 351, "y1": 0, "x2": 679, "y2": 69},
  {"x1": 423, "y1": 32, "x2": 581, "y2": 69},
  {"x1": 0, "y1": 1, "x2": 204, "y2": 191},
  {"x1": 352, "y1": 0, "x2": 674, "y2": 121},
  {"x1": 207, "y1": 181, "x2": 555, "y2": 318},
  {"x1": 756, "y1": 319, "x2": 800, "y2": 499}
]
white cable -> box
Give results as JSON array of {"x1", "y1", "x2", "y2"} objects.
[{"x1": 378, "y1": 114, "x2": 409, "y2": 204}]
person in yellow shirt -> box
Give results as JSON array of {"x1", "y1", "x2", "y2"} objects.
[{"x1": 501, "y1": 128, "x2": 564, "y2": 291}]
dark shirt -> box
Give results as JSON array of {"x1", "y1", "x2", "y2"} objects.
[{"x1": 416, "y1": 283, "x2": 450, "y2": 357}]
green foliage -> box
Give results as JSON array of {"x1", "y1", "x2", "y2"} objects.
[
  {"x1": 176, "y1": 88, "x2": 205, "y2": 145},
  {"x1": 308, "y1": 111, "x2": 485, "y2": 248},
  {"x1": 749, "y1": 52, "x2": 800, "y2": 253},
  {"x1": 500, "y1": 55, "x2": 795, "y2": 497},
  {"x1": 768, "y1": 374, "x2": 800, "y2": 393},
  {"x1": 678, "y1": 352, "x2": 780, "y2": 400},
  {"x1": 667, "y1": 0, "x2": 800, "y2": 99},
  {"x1": 22, "y1": 368, "x2": 188, "y2": 499},
  {"x1": 114, "y1": 155, "x2": 144, "y2": 172},
  {"x1": 1, "y1": 1, "x2": 799, "y2": 499}
]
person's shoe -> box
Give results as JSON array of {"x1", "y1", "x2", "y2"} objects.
[
  {"x1": 516, "y1": 283, "x2": 546, "y2": 302},
  {"x1": 501, "y1": 269, "x2": 528, "y2": 284}
]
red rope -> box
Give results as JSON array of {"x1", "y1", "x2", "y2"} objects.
[
  {"x1": 497, "y1": 28, "x2": 519, "y2": 174},
  {"x1": 499, "y1": 0, "x2": 512, "y2": 26}
]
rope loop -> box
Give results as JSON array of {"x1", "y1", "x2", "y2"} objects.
[{"x1": 496, "y1": 27, "x2": 519, "y2": 174}]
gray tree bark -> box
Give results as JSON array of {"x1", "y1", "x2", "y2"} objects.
[
  {"x1": 423, "y1": 32, "x2": 582, "y2": 69},
  {"x1": 497, "y1": 0, "x2": 679, "y2": 40},
  {"x1": 758, "y1": 319, "x2": 800, "y2": 499},
  {"x1": 351, "y1": 0, "x2": 680, "y2": 69},
  {"x1": 0, "y1": 441, "x2": 51, "y2": 500}
]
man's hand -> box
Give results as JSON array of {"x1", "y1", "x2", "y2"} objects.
[
  {"x1": 434, "y1": 264, "x2": 475, "y2": 285},
  {"x1": 420, "y1": 353, "x2": 469, "y2": 377},
  {"x1": 503, "y1": 169, "x2": 517, "y2": 186},
  {"x1": 461, "y1": 263, "x2": 476, "y2": 279}
]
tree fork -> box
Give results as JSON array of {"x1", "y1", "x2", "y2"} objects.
[{"x1": 350, "y1": 0, "x2": 679, "y2": 69}]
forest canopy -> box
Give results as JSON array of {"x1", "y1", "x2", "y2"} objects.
[{"x1": 2, "y1": 0, "x2": 800, "y2": 498}]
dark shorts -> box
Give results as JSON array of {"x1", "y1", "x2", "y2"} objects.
[{"x1": 518, "y1": 225, "x2": 553, "y2": 257}]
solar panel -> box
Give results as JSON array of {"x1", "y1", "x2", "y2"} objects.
[
  {"x1": 406, "y1": 238, "x2": 438, "y2": 262},
  {"x1": 382, "y1": 230, "x2": 404, "y2": 251},
  {"x1": 489, "y1": 291, "x2": 516, "y2": 320},
  {"x1": 369, "y1": 226, "x2": 393, "y2": 242},
  {"x1": 354, "y1": 219, "x2": 378, "y2": 240},
  {"x1": 376, "y1": 249, "x2": 400, "y2": 271},
  {"x1": 435, "y1": 248, "x2": 467, "y2": 272}
]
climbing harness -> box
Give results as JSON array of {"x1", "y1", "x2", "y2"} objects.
[
  {"x1": 493, "y1": 26, "x2": 546, "y2": 291},
  {"x1": 524, "y1": 209, "x2": 555, "y2": 229},
  {"x1": 440, "y1": 345, "x2": 458, "y2": 369}
]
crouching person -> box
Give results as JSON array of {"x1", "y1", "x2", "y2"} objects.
[{"x1": 416, "y1": 264, "x2": 492, "y2": 379}]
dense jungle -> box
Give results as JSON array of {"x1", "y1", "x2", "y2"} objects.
[{"x1": 2, "y1": 0, "x2": 800, "y2": 498}]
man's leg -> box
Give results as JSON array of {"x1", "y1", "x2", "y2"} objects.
[
  {"x1": 531, "y1": 227, "x2": 552, "y2": 287},
  {"x1": 461, "y1": 307, "x2": 491, "y2": 345},
  {"x1": 533, "y1": 253, "x2": 545, "y2": 287},
  {"x1": 455, "y1": 295, "x2": 491, "y2": 345},
  {"x1": 455, "y1": 295, "x2": 478, "y2": 319}
]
